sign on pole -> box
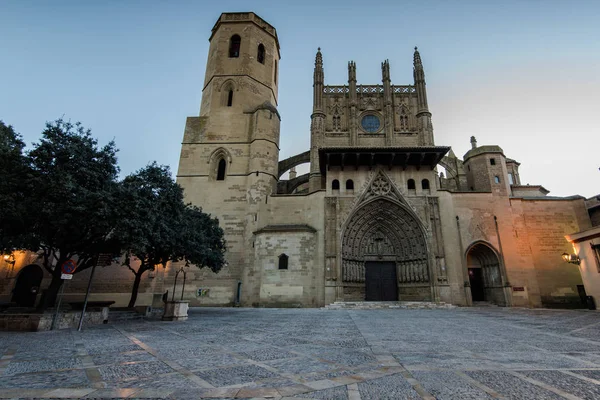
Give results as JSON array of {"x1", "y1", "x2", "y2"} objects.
[
  {"x1": 61, "y1": 273, "x2": 73, "y2": 280},
  {"x1": 61, "y1": 259, "x2": 77, "y2": 274}
]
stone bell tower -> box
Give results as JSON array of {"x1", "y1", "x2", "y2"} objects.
[{"x1": 175, "y1": 12, "x2": 281, "y2": 304}]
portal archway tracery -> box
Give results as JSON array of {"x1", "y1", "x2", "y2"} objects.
[{"x1": 341, "y1": 198, "x2": 429, "y2": 285}]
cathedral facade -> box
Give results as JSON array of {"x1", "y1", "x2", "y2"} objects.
[
  {"x1": 173, "y1": 12, "x2": 592, "y2": 308},
  {"x1": 1, "y1": 12, "x2": 593, "y2": 310}
]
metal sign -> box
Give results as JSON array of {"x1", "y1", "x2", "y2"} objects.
[
  {"x1": 61, "y1": 259, "x2": 77, "y2": 274},
  {"x1": 61, "y1": 273, "x2": 73, "y2": 280}
]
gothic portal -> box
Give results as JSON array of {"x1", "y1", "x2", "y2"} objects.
[{"x1": 340, "y1": 172, "x2": 432, "y2": 301}]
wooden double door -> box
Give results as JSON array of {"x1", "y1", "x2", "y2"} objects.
[{"x1": 365, "y1": 261, "x2": 398, "y2": 301}]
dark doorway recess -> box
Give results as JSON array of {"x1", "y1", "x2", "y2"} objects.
[
  {"x1": 469, "y1": 268, "x2": 485, "y2": 301},
  {"x1": 12, "y1": 264, "x2": 43, "y2": 307},
  {"x1": 365, "y1": 261, "x2": 397, "y2": 301}
]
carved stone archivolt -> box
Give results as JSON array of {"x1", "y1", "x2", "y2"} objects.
[{"x1": 341, "y1": 171, "x2": 430, "y2": 285}]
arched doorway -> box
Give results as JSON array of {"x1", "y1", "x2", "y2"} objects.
[
  {"x1": 341, "y1": 198, "x2": 431, "y2": 301},
  {"x1": 12, "y1": 264, "x2": 43, "y2": 307},
  {"x1": 466, "y1": 242, "x2": 506, "y2": 305}
]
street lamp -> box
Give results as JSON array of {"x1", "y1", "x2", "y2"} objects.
[
  {"x1": 562, "y1": 252, "x2": 580, "y2": 265},
  {"x1": 3, "y1": 253, "x2": 16, "y2": 278}
]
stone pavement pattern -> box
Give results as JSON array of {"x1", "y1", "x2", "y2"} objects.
[{"x1": 1, "y1": 307, "x2": 600, "y2": 399}]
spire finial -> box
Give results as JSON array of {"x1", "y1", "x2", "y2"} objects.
[
  {"x1": 315, "y1": 47, "x2": 323, "y2": 67},
  {"x1": 470, "y1": 136, "x2": 477, "y2": 149},
  {"x1": 413, "y1": 46, "x2": 422, "y2": 67}
]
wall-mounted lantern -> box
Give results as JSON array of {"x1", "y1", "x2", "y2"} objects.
[{"x1": 562, "y1": 252, "x2": 581, "y2": 265}]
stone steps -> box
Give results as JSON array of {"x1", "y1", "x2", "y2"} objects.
[
  {"x1": 323, "y1": 301, "x2": 456, "y2": 310},
  {"x1": 472, "y1": 301, "x2": 499, "y2": 307}
]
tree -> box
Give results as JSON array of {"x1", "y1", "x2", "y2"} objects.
[
  {"x1": 26, "y1": 119, "x2": 121, "y2": 307},
  {"x1": 177, "y1": 205, "x2": 226, "y2": 273},
  {"x1": 0, "y1": 121, "x2": 31, "y2": 252},
  {"x1": 116, "y1": 163, "x2": 226, "y2": 307}
]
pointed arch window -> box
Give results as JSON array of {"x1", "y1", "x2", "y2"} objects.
[
  {"x1": 217, "y1": 159, "x2": 227, "y2": 181},
  {"x1": 257, "y1": 44, "x2": 265, "y2": 64},
  {"x1": 278, "y1": 253, "x2": 289, "y2": 270},
  {"x1": 407, "y1": 179, "x2": 416, "y2": 190},
  {"x1": 229, "y1": 35, "x2": 241, "y2": 58},
  {"x1": 332, "y1": 179, "x2": 340, "y2": 191},
  {"x1": 227, "y1": 90, "x2": 233, "y2": 107},
  {"x1": 421, "y1": 179, "x2": 430, "y2": 190}
]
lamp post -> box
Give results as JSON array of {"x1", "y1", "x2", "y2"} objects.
[{"x1": 3, "y1": 254, "x2": 16, "y2": 278}]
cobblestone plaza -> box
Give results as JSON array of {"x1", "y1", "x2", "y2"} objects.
[{"x1": 1, "y1": 308, "x2": 600, "y2": 399}]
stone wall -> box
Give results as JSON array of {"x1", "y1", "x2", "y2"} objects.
[{"x1": 439, "y1": 190, "x2": 590, "y2": 308}]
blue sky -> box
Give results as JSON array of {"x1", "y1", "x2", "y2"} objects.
[{"x1": 1, "y1": 0, "x2": 599, "y2": 197}]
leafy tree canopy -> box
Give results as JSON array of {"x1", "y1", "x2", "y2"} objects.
[
  {"x1": 26, "y1": 119, "x2": 121, "y2": 306},
  {"x1": 0, "y1": 121, "x2": 30, "y2": 252},
  {"x1": 116, "y1": 163, "x2": 226, "y2": 307}
]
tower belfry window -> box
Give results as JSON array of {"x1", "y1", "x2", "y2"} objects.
[
  {"x1": 229, "y1": 35, "x2": 241, "y2": 58},
  {"x1": 274, "y1": 60, "x2": 278, "y2": 84},
  {"x1": 227, "y1": 90, "x2": 233, "y2": 107},
  {"x1": 257, "y1": 44, "x2": 265, "y2": 64},
  {"x1": 217, "y1": 159, "x2": 226, "y2": 181}
]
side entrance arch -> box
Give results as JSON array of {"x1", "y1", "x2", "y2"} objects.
[
  {"x1": 466, "y1": 241, "x2": 507, "y2": 305},
  {"x1": 12, "y1": 264, "x2": 44, "y2": 307}
]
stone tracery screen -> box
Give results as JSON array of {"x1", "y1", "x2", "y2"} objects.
[{"x1": 341, "y1": 199, "x2": 429, "y2": 284}]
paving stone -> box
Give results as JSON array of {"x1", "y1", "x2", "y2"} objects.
[
  {"x1": 293, "y1": 385, "x2": 348, "y2": 399},
  {"x1": 104, "y1": 372, "x2": 201, "y2": 389},
  {"x1": 0, "y1": 369, "x2": 90, "y2": 388},
  {"x1": 85, "y1": 343, "x2": 143, "y2": 355},
  {"x1": 520, "y1": 370, "x2": 600, "y2": 399},
  {"x1": 570, "y1": 369, "x2": 600, "y2": 380},
  {"x1": 357, "y1": 373, "x2": 420, "y2": 399},
  {"x1": 194, "y1": 364, "x2": 278, "y2": 386},
  {"x1": 394, "y1": 352, "x2": 497, "y2": 370},
  {"x1": 2, "y1": 307, "x2": 600, "y2": 397},
  {"x1": 412, "y1": 370, "x2": 493, "y2": 399},
  {"x1": 175, "y1": 353, "x2": 247, "y2": 370},
  {"x1": 98, "y1": 361, "x2": 174, "y2": 381},
  {"x1": 314, "y1": 349, "x2": 378, "y2": 367},
  {"x1": 466, "y1": 371, "x2": 564, "y2": 399},
  {"x1": 3, "y1": 357, "x2": 83, "y2": 376},
  {"x1": 238, "y1": 348, "x2": 298, "y2": 362},
  {"x1": 12, "y1": 348, "x2": 79, "y2": 360},
  {"x1": 266, "y1": 357, "x2": 335, "y2": 375},
  {"x1": 476, "y1": 351, "x2": 591, "y2": 369},
  {"x1": 91, "y1": 350, "x2": 157, "y2": 366}
]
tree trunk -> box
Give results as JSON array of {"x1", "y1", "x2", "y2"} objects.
[
  {"x1": 128, "y1": 270, "x2": 145, "y2": 308},
  {"x1": 41, "y1": 270, "x2": 64, "y2": 309}
]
